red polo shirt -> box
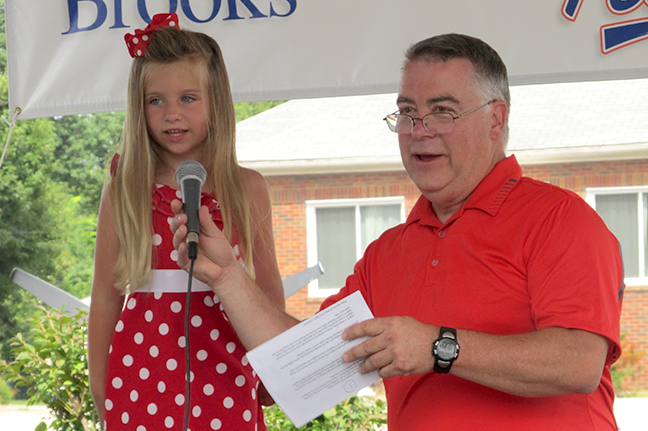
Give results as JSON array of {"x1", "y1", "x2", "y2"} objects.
[{"x1": 321, "y1": 156, "x2": 623, "y2": 430}]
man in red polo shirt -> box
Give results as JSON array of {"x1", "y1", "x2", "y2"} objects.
[{"x1": 171, "y1": 34, "x2": 624, "y2": 430}]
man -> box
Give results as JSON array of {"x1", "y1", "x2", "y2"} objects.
[{"x1": 171, "y1": 34, "x2": 624, "y2": 430}]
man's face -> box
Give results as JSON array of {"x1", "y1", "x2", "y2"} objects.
[{"x1": 397, "y1": 58, "x2": 506, "y2": 220}]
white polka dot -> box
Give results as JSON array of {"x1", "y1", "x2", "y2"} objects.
[
  {"x1": 145, "y1": 310, "x2": 154, "y2": 322},
  {"x1": 133, "y1": 37, "x2": 139, "y2": 44},
  {"x1": 147, "y1": 403, "x2": 158, "y2": 415},
  {"x1": 121, "y1": 412, "x2": 129, "y2": 424},
  {"x1": 127, "y1": 298, "x2": 137, "y2": 309},
  {"x1": 115, "y1": 321, "x2": 124, "y2": 332},
  {"x1": 235, "y1": 375, "x2": 246, "y2": 387},
  {"x1": 142, "y1": 35, "x2": 149, "y2": 41},
  {"x1": 149, "y1": 346, "x2": 159, "y2": 357},
  {"x1": 216, "y1": 363, "x2": 227, "y2": 374},
  {"x1": 159, "y1": 323, "x2": 169, "y2": 335},
  {"x1": 139, "y1": 368, "x2": 150, "y2": 380},
  {"x1": 243, "y1": 410, "x2": 252, "y2": 422},
  {"x1": 152, "y1": 234, "x2": 162, "y2": 246},
  {"x1": 251, "y1": 387, "x2": 256, "y2": 400},
  {"x1": 123, "y1": 355, "x2": 133, "y2": 367},
  {"x1": 210, "y1": 329, "x2": 219, "y2": 340},
  {"x1": 176, "y1": 190, "x2": 182, "y2": 199},
  {"x1": 210, "y1": 419, "x2": 222, "y2": 430},
  {"x1": 105, "y1": 399, "x2": 113, "y2": 411},
  {"x1": 185, "y1": 371, "x2": 194, "y2": 382},
  {"x1": 167, "y1": 216, "x2": 173, "y2": 225},
  {"x1": 203, "y1": 384, "x2": 214, "y2": 396},
  {"x1": 178, "y1": 336, "x2": 186, "y2": 348},
  {"x1": 226, "y1": 342, "x2": 236, "y2": 353},
  {"x1": 165, "y1": 416, "x2": 174, "y2": 428},
  {"x1": 109, "y1": 345, "x2": 113, "y2": 354},
  {"x1": 154, "y1": 292, "x2": 162, "y2": 300},
  {"x1": 170, "y1": 301, "x2": 182, "y2": 313},
  {"x1": 137, "y1": 426, "x2": 146, "y2": 431},
  {"x1": 192, "y1": 406, "x2": 202, "y2": 417},
  {"x1": 191, "y1": 315, "x2": 202, "y2": 327},
  {"x1": 213, "y1": 294, "x2": 220, "y2": 303},
  {"x1": 134, "y1": 332, "x2": 144, "y2": 344},
  {"x1": 175, "y1": 394, "x2": 185, "y2": 406},
  {"x1": 157, "y1": 381, "x2": 166, "y2": 393},
  {"x1": 223, "y1": 397, "x2": 234, "y2": 409},
  {"x1": 241, "y1": 355, "x2": 249, "y2": 366},
  {"x1": 197, "y1": 350, "x2": 208, "y2": 361},
  {"x1": 112, "y1": 377, "x2": 123, "y2": 389},
  {"x1": 170, "y1": 250, "x2": 178, "y2": 262},
  {"x1": 130, "y1": 390, "x2": 139, "y2": 402},
  {"x1": 204, "y1": 296, "x2": 214, "y2": 307},
  {"x1": 167, "y1": 359, "x2": 178, "y2": 371}
]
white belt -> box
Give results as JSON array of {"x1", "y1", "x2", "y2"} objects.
[{"x1": 134, "y1": 269, "x2": 213, "y2": 294}]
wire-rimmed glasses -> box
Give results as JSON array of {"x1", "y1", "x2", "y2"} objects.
[{"x1": 383, "y1": 99, "x2": 496, "y2": 135}]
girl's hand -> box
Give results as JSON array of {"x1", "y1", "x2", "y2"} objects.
[{"x1": 170, "y1": 199, "x2": 243, "y2": 290}]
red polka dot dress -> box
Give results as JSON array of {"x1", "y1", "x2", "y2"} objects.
[{"x1": 104, "y1": 184, "x2": 266, "y2": 431}]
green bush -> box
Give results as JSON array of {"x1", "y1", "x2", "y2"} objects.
[
  {"x1": 0, "y1": 306, "x2": 98, "y2": 431},
  {"x1": 0, "y1": 376, "x2": 13, "y2": 403},
  {"x1": 611, "y1": 333, "x2": 646, "y2": 396},
  {"x1": 263, "y1": 395, "x2": 387, "y2": 430}
]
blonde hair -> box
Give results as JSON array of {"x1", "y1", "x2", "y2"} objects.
[{"x1": 111, "y1": 26, "x2": 254, "y2": 294}]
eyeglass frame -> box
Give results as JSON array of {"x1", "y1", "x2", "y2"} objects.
[{"x1": 383, "y1": 99, "x2": 497, "y2": 135}]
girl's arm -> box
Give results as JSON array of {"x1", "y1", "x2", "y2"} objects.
[
  {"x1": 242, "y1": 168, "x2": 285, "y2": 310},
  {"x1": 87, "y1": 186, "x2": 125, "y2": 424}
]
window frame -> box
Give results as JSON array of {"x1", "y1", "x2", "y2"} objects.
[
  {"x1": 585, "y1": 186, "x2": 648, "y2": 286},
  {"x1": 305, "y1": 197, "x2": 406, "y2": 297}
]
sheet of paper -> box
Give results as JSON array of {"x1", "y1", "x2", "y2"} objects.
[{"x1": 247, "y1": 291, "x2": 380, "y2": 427}]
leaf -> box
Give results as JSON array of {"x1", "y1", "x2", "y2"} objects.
[{"x1": 34, "y1": 421, "x2": 48, "y2": 431}]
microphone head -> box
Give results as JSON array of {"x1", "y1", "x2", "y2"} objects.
[{"x1": 175, "y1": 161, "x2": 207, "y2": 185}]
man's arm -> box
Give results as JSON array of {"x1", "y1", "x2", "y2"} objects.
[
  {"x1": 342, "y1": 317, "x2": 609, "y2": 397},
  {"x1": 171, "y1": 200, "x2": 298, "y2": 350}
]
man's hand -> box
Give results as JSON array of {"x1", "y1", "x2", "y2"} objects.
[
  {"x1": 170, "y1": 199, "x2": 243, "y2": 291},
  {"x1": 342, "y1": 316, "x2": 438, "y2": 378}
]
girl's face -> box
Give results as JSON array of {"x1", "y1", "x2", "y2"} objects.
[{"x1": 144, "y1": 58, "x2": 211, "y2": 167}]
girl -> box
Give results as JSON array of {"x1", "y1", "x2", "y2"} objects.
[{"x1": 88, "y1": 14, "x2": 285, "y2": 431}]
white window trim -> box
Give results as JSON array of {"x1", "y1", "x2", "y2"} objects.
[
  {"x1": 585, "y1": 186, "x2": 648, "y2": 287},
  {"x1": 305, "y1": 197, "x2": 406, "y2": 297}
]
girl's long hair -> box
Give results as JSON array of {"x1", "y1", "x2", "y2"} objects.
[{"x1": 111, "y1": 27, "x2": 254, "y2": 294}]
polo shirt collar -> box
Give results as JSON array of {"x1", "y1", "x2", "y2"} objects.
[{"x1": 405, "y1": 155, "x2": 523, "y2": 228}]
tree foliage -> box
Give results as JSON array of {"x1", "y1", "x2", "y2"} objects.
[{"x1": 0, "y1": 307, "x2": 98, "y2": 430}]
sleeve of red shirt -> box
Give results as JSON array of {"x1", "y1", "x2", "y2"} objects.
[{"x1": 525, "y1": 194, "x2": 624, "y2": 364}]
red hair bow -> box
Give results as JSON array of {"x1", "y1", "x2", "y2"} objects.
[{"x1": 124, "y1": 13, "x2": 179, "y2": 58}]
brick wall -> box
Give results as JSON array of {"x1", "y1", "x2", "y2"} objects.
[{"x1": 266, "y1": 158, "x2": 648, "y2": 389}]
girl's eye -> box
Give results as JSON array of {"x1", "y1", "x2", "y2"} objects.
[
  {"x1": 148, "y1": 98, "x2": 162, "y2": 105},
  {"x1": 182, "y1": 95, "x2": 196, "y2": 103}
]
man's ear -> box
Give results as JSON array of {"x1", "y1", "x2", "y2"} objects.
[{"x1": 489, "y1": 100, "x2": 508, "y2": 142}]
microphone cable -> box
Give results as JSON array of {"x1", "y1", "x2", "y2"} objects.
[{"x1": 182, "y1": 257, "x2": 196, "y2": 431}]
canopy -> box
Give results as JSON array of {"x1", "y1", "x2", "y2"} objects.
[{"x1": 5, "y1": 0, "x2": 648, "y2": 120}]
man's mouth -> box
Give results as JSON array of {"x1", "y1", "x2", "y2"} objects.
[{"x1": 415, "y1": 154, "x2": 441, "y2": 162}]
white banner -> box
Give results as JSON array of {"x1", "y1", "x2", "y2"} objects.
[{"x1": 6, "y1": 0, "x2": 648, "y2": 120}]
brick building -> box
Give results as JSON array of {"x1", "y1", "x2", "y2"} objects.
[{"x1": 237, "y1": 78, "x2": 648, "y2": 391}]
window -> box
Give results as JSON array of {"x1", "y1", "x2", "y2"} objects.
[
  {"x1": 586, "y1": 187, "x2": 648, "y2": 285},
  {"x1": 306, "y1": 197, "x2": 405, "y2": 297}
]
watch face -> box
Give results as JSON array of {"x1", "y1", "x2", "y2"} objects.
[{"x1": 436, "y1": 339, "x2": 457, "y2": 360}]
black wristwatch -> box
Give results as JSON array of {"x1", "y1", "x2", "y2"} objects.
[{"x1": 432, "y1": 326, "x2": 460, "y2": 373}]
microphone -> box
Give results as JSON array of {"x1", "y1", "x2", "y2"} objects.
[{"x1": 175, "y1": 161, "x2": 207, "y2": 260}]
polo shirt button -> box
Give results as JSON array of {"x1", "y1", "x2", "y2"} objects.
[
  {"x1": 438, "y1": 230, "x2": 446, "y2": 238},
  {"x1": 431, "y1": 259, "x2": 439, "y2": 267}
]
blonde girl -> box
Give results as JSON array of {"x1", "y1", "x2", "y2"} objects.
[{"x1": 88, "y1": 14, "x2": 284, "y2": 431}]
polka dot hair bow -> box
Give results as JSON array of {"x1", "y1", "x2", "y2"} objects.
[{"x1": 124, "y1": 13, "x2": 179, "y2": 58}]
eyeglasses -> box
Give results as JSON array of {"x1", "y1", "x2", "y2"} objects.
[{"x1": 383, "y1": 99, "x2": 496, "y2": 135}]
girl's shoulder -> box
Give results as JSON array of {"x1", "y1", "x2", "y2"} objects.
[{"x1": 240, "y1": 166, "x2": 268, "y2": 197}]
